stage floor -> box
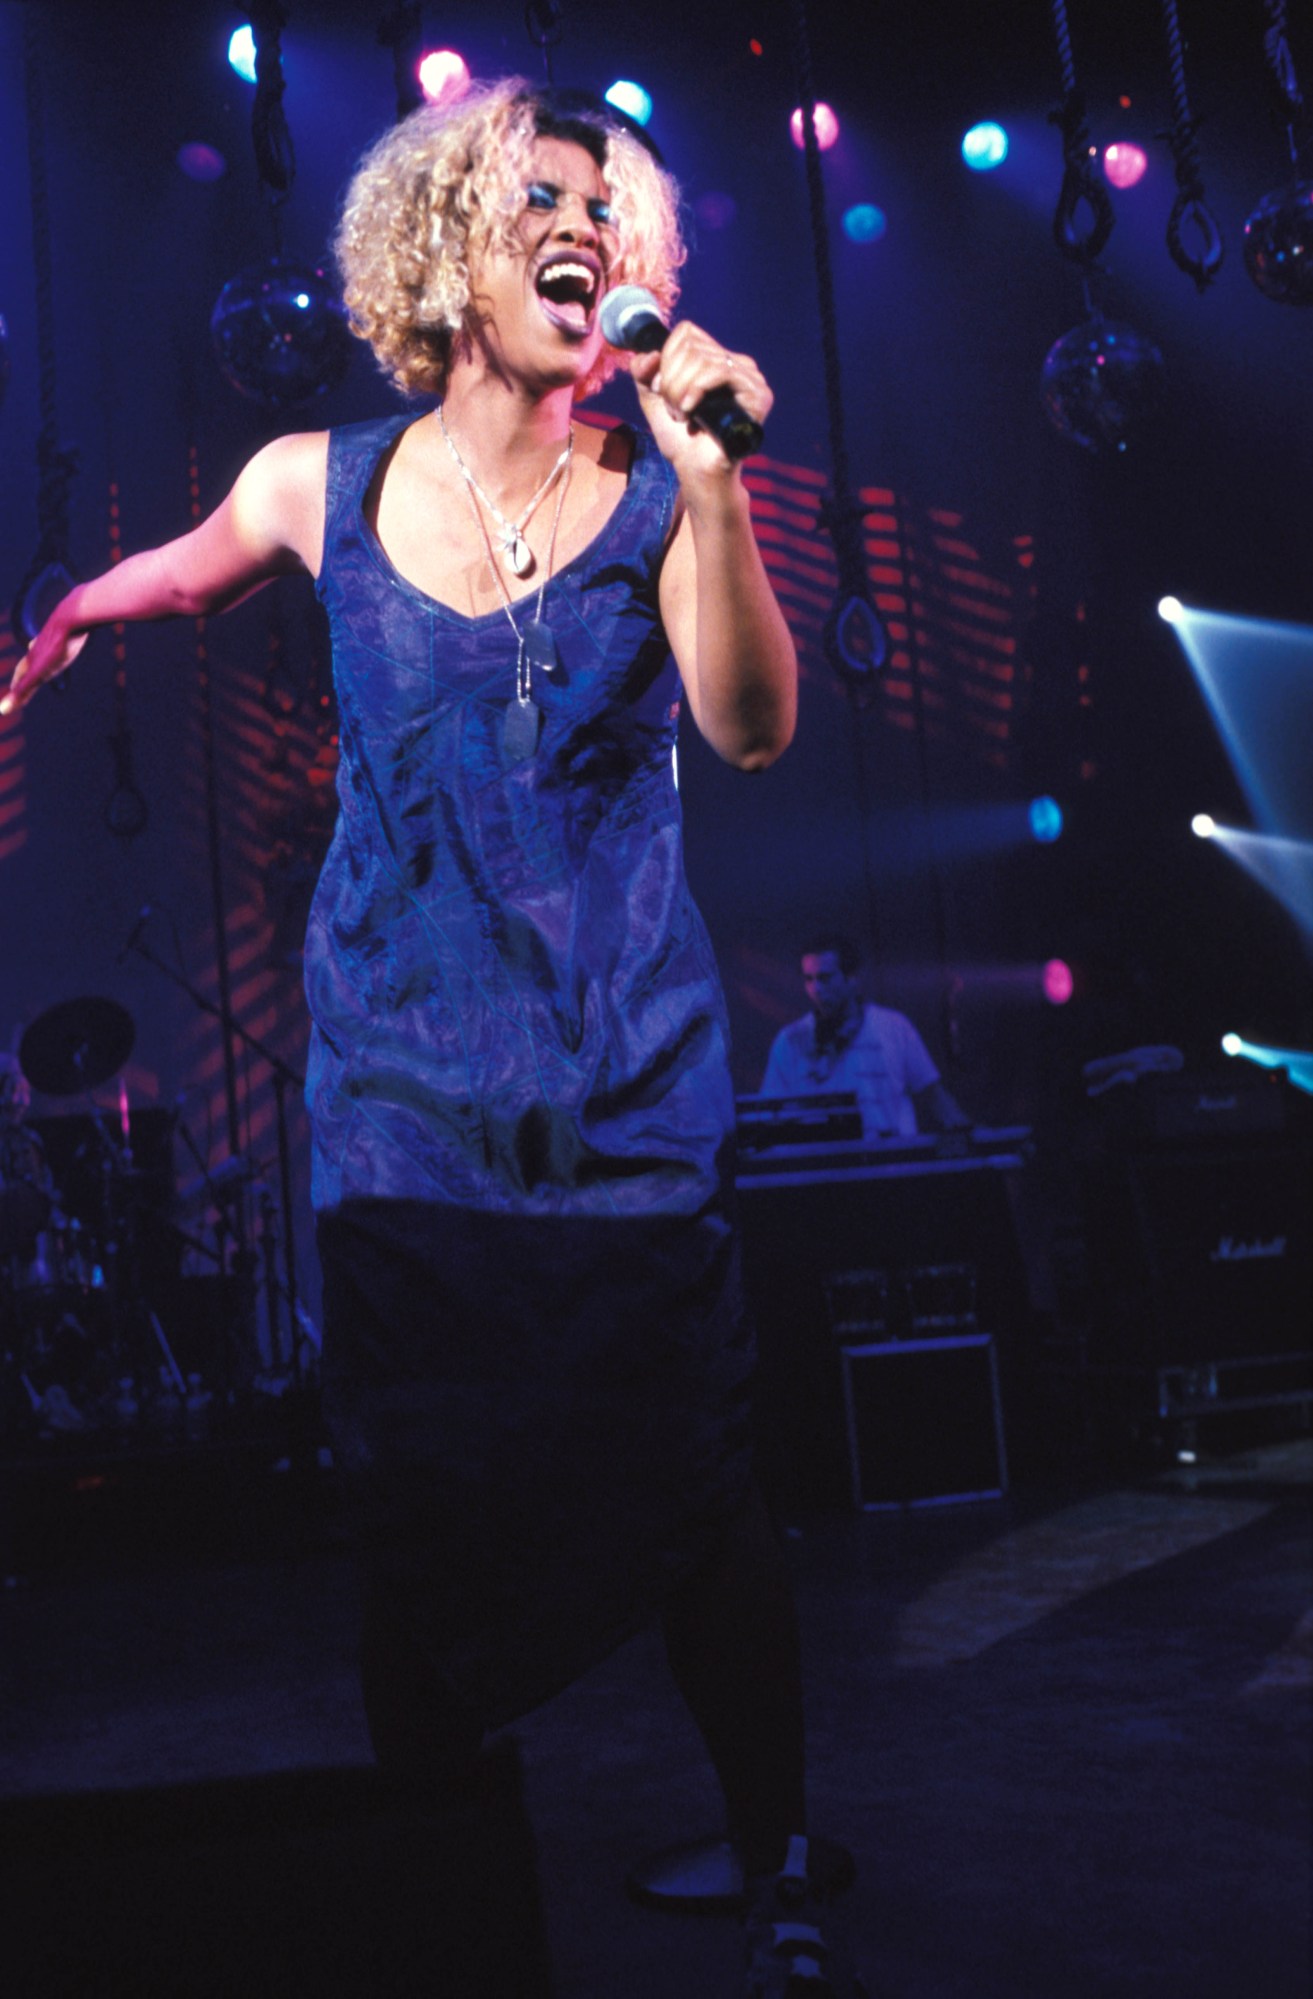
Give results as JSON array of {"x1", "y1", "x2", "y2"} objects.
[{"x1": 1, "y1": 1436, "x2": 1309, "y2": 1997}]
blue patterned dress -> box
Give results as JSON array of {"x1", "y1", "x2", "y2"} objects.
[{"x1": 306, "y1": 414, "x2": 753, "y2": 1731}]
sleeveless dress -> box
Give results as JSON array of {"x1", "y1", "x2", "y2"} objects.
[{"x1": 305, "y1": 414, "x2": 754, "y2": 1733}]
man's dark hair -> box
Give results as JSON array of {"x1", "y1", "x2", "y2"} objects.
[{"x1": 801, "y1": 931, "x2": 862, "y2": 976}]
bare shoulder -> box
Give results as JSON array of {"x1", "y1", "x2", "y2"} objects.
[{"x1": 233, "y1": 430, "x2": 330, "y2": 576}]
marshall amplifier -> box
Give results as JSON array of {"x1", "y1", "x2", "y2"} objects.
[
  {"x1": 1082, "y1": 1136, "x2": 1312, "y2": 1369},
  {"x1": 1135, "y1": 1070, "x2": 1290, "y2": 1143}
]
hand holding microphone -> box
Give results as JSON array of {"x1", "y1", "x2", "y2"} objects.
[{"x1": 599, "y1": 286, "x2": 767, "y2": 464}]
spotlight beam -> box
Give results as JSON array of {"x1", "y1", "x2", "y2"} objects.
[
  {"x1": 1204, "y1": 824, "x2": 1313, "y2": 934},
  {"x1": 1161, "y1": 603, "x2": 1313, "y2": 839},
  {"x1": 1222, "y1": 1034, "x2": 1313, "y2": 1096}
]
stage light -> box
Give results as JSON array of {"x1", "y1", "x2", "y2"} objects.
[
  {"x1": 1158, "y1": 595, "x2": 1184, "y2": 624},
  {"x1": 418, "y1": 50, "x2": 469, "y2": 105},
  {"x1": 1104, "y1": 143, "x2": 1148, "y2": 190},
  {"x1": 605, "y1": 80, "x2": 653, "y2": 126},
  {"x1": 790, "y1": 103, "x2": 840, "y2": 151},
  {"x1": 1029, "y1": 796, "x2": 1063, "y2": 843},
  {"x1": 962, "y1": 122, "x2": 1008, "y2": 171},
  {"x1": 843, "y1": 204, "x2": 887, "y2": 243},
  {"x1": 228, "y1": 25, "x2": 257, "y2": 84},
  {"x1": 1161, "y1": 605, "x2": 1313, "y2": 843},
  {"x1": 1042, "y1": 959, "x2": 1074, "y2": 1005},
  {"x1": 1219, "y1": 1032, "x2": 1313, "y2": 1094},
  {"x1": 177, "y1": 142, "x2": 226, "y2": 183},
  {"x1": 1199, "y1": 824, "x2": 1313, "y2": 934},
  {"x1": 1191, "y1": 813, "x2": 1216, "y2": 839}
]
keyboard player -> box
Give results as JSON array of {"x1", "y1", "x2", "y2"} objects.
[{"x1": 760, "y1": 933, "x2": 971, "y2": 1139}]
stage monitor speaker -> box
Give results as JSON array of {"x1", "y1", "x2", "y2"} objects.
[{"x1": 839, "y1": 1333, "x2": 1007, "y2": 1510}]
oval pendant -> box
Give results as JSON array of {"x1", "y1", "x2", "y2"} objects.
[{"x1": 508, "y1": 533, "x2": 533, "y2": 578}]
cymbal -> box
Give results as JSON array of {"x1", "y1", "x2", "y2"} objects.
[{"x1": 19, "y1": 997, "x2": 136, "y2": 1097}]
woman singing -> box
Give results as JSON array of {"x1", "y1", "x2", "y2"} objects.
[{"x1": 5, "y1": 78, "x2": 864, "y2": 1997}]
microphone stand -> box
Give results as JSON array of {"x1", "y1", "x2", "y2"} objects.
[{"x1": 125, "y1": 930, "x2": 307, "y2": 1386}]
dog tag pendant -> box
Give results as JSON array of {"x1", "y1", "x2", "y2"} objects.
[
  {"x1": 521, "y1": 618, "x2": 559, "y2": 679},
  {"x1": 503, "y1": 695, "x2": 541, "y2": 760}
]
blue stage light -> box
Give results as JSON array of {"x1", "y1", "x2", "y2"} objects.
[
  {"x1": 1191, "y1": 813, "x2": 1215, "y2": 839},
  {"x1": 605, "y1": 80, "x2": 653, "y2": 126},
  {"x1": 1158, "y1": 595, "x2": 1185, "y2": 624},
  {"x1": 1220, "y1": 1033, "x2": 1313, "y2": 1095},
  {"x1": 228, "y1": 25, "x2": 257, "y2": 84},
  {"x1": 1201, "y1": 824, "x2": 1313, "y2": 935},
  {"x1": 1162, "y1": 605, "x2": 1313, "y2": 842},
  {"x1": 843, "y1": 204, "x2": 887, "y2": 243},
  {"x1": 962, "y1": 122, "x2": 1008, "y2": 171},
  {"x1": 1028, "y1": 796, "x2": 1063, "y2": 843}
]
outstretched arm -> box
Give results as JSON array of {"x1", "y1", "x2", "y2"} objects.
[
  {"x1": 637, "y1": 325, "x2": 797, "y2": 772},
  {"x1": 1, "y1": 431, "x2": 328, "y2": 717}
]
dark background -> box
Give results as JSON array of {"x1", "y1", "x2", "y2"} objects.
[{"x1": 2, "y1": 0, "x2": 1311, "y2": 1337}]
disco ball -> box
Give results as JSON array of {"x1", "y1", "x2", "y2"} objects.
[
  {"x1": 1243, "y1": 181, "x2": 1313, "y2": 306},
  {"x1": 1040, "y1": 317, "x2": 1165, "y2": 454},
  {"x1": 210, "y1": 256, "x2": 353, "y2": 409}
]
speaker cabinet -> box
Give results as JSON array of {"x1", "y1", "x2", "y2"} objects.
[
  {"x1": 839, "y1": 1333, "x2": 1008, "y2": 1510},
  {"x1": 1083, "y1": 1140, "x2": 1312, "y2": 1367}
]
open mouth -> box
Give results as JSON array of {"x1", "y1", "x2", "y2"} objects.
[{"x1": 534, "y1": 254, "x2": 601, "y2": 337}]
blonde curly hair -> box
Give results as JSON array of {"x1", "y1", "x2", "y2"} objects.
[{"x1": 335, "y1": 78, "x2": 685, "y2": 403}]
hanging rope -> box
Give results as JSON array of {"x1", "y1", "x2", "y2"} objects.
[
  {"x1": 99, "y1": 356, "x2": 147, "y2": 838},
  {"x1": 788, "y1": 0, "x2": 887, "y2": 700},
  {"x1": 525, "y1": 1, "x2": 564, "y2": 86},
  {"x1": 11, "y1": 7, "x2": 79, "y2": 650},
  {"x1": 377, "y1": 4, "x2": 423, "y2": 124},
  {"x1": 1262, "y1": 0, "x2": 1309, "y2": 169},
  {"x1": 250, "y1": 1, "x2": 295, "y2": 249},
  {"x1": 1047, "y1": 0, "x2": 1115, "y2": 266},
  {"x1": 102, "y1": 470, "x2": 148, "y2": 840},
  {"x1": 1159, "y1": 0, "x2": 1224, "y2": 289}
]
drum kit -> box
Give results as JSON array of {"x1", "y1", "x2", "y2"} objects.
[{"x1": 0, "y1": 996, "x2": 228, "y2": 1446}]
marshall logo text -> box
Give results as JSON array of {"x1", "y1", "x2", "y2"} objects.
[{"x1": 1209, "y1": 1235, "x2": 1288, "y2": 1263}]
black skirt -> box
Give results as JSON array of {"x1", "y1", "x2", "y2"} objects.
[{"x1": 317, "y1": 1196, "x2": 755, "y2": 1733}]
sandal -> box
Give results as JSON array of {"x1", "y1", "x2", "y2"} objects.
[{"x1": 743, "y1": 1835, "x2": 870, "y2": 1997}]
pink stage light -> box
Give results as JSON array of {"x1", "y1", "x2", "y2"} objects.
[
  {"x1": 418, "y1": 49, "x2": 470, "y2": 105},
  {"x1": 790, "y1": 103, "x2": 839, "y2": 151},
  {"x1": 1042, "y1": 959, "x2": 1075, "y2": 1006},
  {"x1": 1103, "y1": 143, "x2": 1148, "y2": 190},
  {"x1": 176, "y1": 142, "x2": 226, "y2": 183},
  {"x1": 695, "y1": 191, "x2": 738, "y2": 231}
]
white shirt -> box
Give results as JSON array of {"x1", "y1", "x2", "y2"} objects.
[{"x1": 760, "y1": 1002, "x2": 940, "y2": 1138}]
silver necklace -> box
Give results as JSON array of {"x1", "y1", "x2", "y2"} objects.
[
  {"x1": 437, "y1": 404, "x2": 573, "y2": 578},
  {"x1": 446, "y1": 422, "x2": 573, "y2": 761}
]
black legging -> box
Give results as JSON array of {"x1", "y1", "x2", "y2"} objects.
[{"x1": 360, "y1": 1480, "x2": 806, "y2": 1878}]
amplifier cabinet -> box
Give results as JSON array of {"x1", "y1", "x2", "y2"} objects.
[
  {"x1": 1082, "y1": 1138, "x2": 1312, "y2": 1368},
  {"x1": 840, "y1": 1333, "x2": 1008, "y2": 1510},
  {"x1": 741, "y1": 1167, "x2": 1029, "y2": 1508}
]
